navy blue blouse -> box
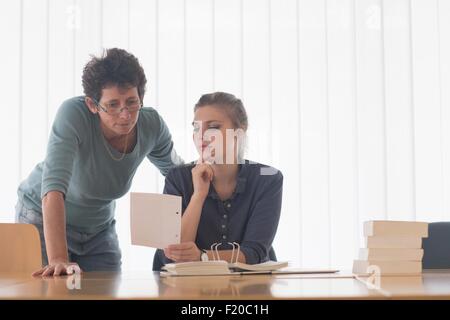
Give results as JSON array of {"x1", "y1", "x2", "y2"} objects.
[{"x1": 152, "y1": 160, "x2": 283, "y2": 271}]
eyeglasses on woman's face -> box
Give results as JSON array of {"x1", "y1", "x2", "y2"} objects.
[{"x1": 92, "y1": 97, "x2": 142, "y2": 116}]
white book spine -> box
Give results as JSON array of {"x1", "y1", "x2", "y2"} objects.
[
  {"x1": 363, "y1": 221, "x2": 429, "y2": 237},
  {"x1": 358, "y1": 248, "x2": 424, "y2": 261},
  {"x1": 352, "y1": 260, "x2": 422, "y2": 275},
  {"x1": 365, "y1": 236, "x2": 422, "y2": 249}
]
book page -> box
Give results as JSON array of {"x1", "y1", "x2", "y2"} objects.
[
  {"x1": 130, "y1": 192, "x2": 181, "y2": 249},
  {"x1": 230, "y1": 260, "x2": 289, "y2": 271}
]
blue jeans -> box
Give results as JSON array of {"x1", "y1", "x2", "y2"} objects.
[{"x1": 15, "y1": 200, "x2": 122, "y2": 272}]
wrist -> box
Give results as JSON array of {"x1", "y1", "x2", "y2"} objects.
[
  {"x1": 48, "y1": 257, "x2": 69, "y2": 265},
  {"x1": 191, "y1": 192, "x2": 207, "y2": 202}
]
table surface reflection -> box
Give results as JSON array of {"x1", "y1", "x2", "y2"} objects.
[{"x1": 0, "y1": 270, "x2": 450, "y2": 300}]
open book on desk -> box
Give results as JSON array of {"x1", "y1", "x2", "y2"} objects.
[
  {"x1": 161, "y1": 260, "x2": 287, "y2": 276},
  {"x1": 162, "y1": 261, "x2": 232, "y2": 276},
  {"x1": 161, "y1": 242, "x2": 339, "y2": 277},
  {"x1": 160, "y1": 260, "x2": 339, "y2": 277}
]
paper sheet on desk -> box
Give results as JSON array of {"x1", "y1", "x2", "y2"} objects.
[{"x1": 130, "y1": 192, "x2": 181, "y2": 249}]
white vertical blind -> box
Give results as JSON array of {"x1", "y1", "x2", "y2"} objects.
[
  {"x1": 1, "y1": 0, "x2": 450, "y2": 271},
  {"x1": 327, "y1": 0, "x2": 358, "y2": 270},
  {"x1": 213, "y1": 0, "x2": 242, "y2": 95},
  {"x1": 383, "y1": 0, "x2": 415, "y2": 221},
  {"x1": 21, "y1": 0, "x2": 48, "y2": 178},
  {"x1": 48, "y1": 0, "x2": 76, "y2": 133},
  {"x1": 439, "y1": 0, "x2": 450, "y2": 220},
  {"x1": 0, "y1": 0, "x2": 21, "y2": 219},
  {"x1": 298, "y1": 0, "x2": 330, "y2": 268},
  {"x1": 270, "y1": 0, "x2": 301, "y2": 266},
  {"x1": 355, "y1": 0, "x2": 387, "y2": 230},
  {"x1": 411, "y1": 0, "x2": 445, "y2": 222},
  {"x1": 242, "y1": 0, "x2": 272, "y2": 165}
]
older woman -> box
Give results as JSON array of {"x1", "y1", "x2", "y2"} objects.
[
  {"x1": 16, "y1": 48, "x2": 181, "y2": 276},
  {"x1": 153, "y1": 92, "x2": 283, "y2": 270}
]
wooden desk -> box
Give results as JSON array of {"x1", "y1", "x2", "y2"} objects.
[
  {"x1": 0, "y1": 270, "x2": 449, "y2": 300},
  {"x1": 356, "y1": 270, "x2": 450, "y2": 299}
]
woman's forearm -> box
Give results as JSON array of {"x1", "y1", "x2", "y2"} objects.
[
  {"x1": 42, "y1": 191, "x2": 69, "y2": 264},
  {"x1": 181, "y1": 193, "x2": 206, "y2": 242}
]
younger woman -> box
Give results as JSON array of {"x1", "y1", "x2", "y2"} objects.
[{"x1": 153, "y1": 92, "x2": 283, "y2": 270}]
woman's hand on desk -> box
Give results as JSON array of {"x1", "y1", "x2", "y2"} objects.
[
  {"x1": 164, "y1": 242, "x2": 201, "y2": 262},
  {"x1": 32, "y1": 260, "x2": 82, "y2": 277}
]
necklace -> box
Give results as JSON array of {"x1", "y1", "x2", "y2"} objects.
[{"x1": 101, "y1": 130, "x2": 131, "y2": 162}]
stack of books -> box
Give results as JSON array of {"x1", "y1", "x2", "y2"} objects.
[{"x1": 353, "y1": 220, "x2": 429, "y2": 276}]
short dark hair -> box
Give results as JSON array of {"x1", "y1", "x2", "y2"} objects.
[
  {"x1": 82, "y1": 48, "x2": 147, "y2": 102},
  {"x1": 194, "y1": 92, "x2": 248, "y2": 131}
]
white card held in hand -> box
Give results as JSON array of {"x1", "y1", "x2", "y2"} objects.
[{"x1": 130, "y1": 192, "x2": 181, "y2": 249}]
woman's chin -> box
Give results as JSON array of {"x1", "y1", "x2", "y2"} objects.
[{"x1": 114, "y1": 124, "x2": 134, "y2": 135}]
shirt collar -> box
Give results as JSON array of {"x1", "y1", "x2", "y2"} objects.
[{"x1": 207, "y1": 160, "x2": 249, "y2": 200}]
